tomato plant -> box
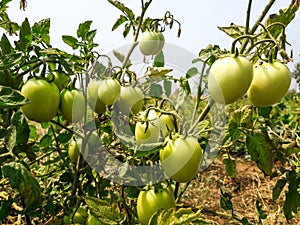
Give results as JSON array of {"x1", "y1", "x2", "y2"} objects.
[
  {"x1": 60, "y1": 89, "x2": 85, "y2": 123},
  {"x1": 137, "y1": 186, "x2": 176, "y2": 225},
  {"x1": 139, "y1": 31, "x2": 165, "y2": 56},
  {"x1": 247, "y1": 60, "x2": 292, "y2": 106},
  {"x1": 21, "y1": 78, "x2": 60, "y2": 122}
]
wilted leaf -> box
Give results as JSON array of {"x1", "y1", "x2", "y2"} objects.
[
  {"x1": 218, "y1": 23, "x2": 246, "y2": 39},
  {"x1": 145, "y1": 67, "x2": 172, "y2": 78}
]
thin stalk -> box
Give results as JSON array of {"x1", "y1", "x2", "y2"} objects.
[
  {"x1": 245, "y1": 0, "x2": 253, "y2": 34},
  {"x1": 240, "y1": 0, "x2": 276, "y2": 54},
  {"x1": 188, "y1": 102, "x2": 211, "y2": 134}
]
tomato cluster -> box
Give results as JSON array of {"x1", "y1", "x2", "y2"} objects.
[{"x1": 208, "y1": 55, "x2": 292, "y2": 106}]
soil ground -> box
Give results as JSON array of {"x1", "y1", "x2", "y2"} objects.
[{"x1": 181, "y1": 157, "x2": 300, "y2": 225}]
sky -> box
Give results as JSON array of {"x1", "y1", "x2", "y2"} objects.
[{"x1": 4, "y1": 0, "x2": 300, "y2": 90}]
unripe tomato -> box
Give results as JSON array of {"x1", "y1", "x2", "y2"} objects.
[
  {"x1": 87, "y1": 80, "x2": 106, "y2": 114},
  {"x1": 68, "y1": 139, "x2": 81, "y2": 163},
  {"x1": 114, "y1": 86, "x2": 144, "y2": 115},
  {"x1": 247, "y1": 61, "x2": 291, "y2": 107},
  {"x1": 63, "y1": 207, "x2": 88, "y2": 224},
  {"x1": 50, "y1": 71, "x2": 70, "y2": 91},
  {"x1": 208, "y1": 55, "x2": 253, "y2": 104},
  {"x1": 60, "y1": 89, "x2": 85, "y2": 123},
  {"x1": 86, "y1": 215, "x2": 101, "y2": 225},
  {"x1": 139, "y1": 31, "x2": 165, "y2": 56},
  {"x1": 159, "y1": 113, "x2": 175, "y2": 135},
  {"x1": 160, "y1": 136, "x2": 202, "y2": 183},
  {"x1": 21, "y1": 78, "x2": 60, "y2": 122},
  {"x1": 137, "y1": 187, "x2": 176, "y2": 225},
  {"x1": 98, "y1": 78, "x2": 121, "y2": 106},
  {"x1": 135, "y1": 121, "x2": 160, "y2": 145}
]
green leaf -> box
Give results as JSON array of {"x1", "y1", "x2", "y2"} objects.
[
  {"x1": 107, "y1": 0, "x2": 135, "y2": 21},
  {"x1": 57, "y1": 131, "x2": 73, "y2": 144},
  {"x1": 163, "y1": 80, "x2": 172, "y2": 97},
  {"x1": 218, "y1": 23, "x2": 246, "y2": 39},
  {"x1": 272, "y1": 178, "x2": 287, "y2": 201},
  {"x1": 246, "y1": 134, "x2": 273, "y2": 176},
  {"x1": 62, "y1": 35, "x2": 78, "y2": 49},
  {"x1": 186, "y1": 67, "x2": 198, "y2": 79},
  {"x1": 222, "y1": 154, "x2": 236, "y2": 178},
  {"x1": 0, "y1": 34, "x2": 12, "y2": 54},
  {"x1": 112, "y1": 15, "x2": 128, "y2": 31},
  {"x1": 113, "y1": 49, "x2": 131, "y2": 66},
  {"x1": 77, "y1": 20, "x2": 92, "y2": 39},
  {"x1": 0, "y1": 85, "x2": 29, "y2": 109},
  {"x1": 149, "y1": 207, "x2": 210, "y2": 225},
  {"x1": 153, "y1": 51, "x2": 164, "y2": 67},
  {"x1": 283, "y1": 170, "x2": 300, "y2": 220},
  {"x1": 86, "y1": 29, "x2": 97, "y2": 42},
  {"x1": 32, "y1": 18, "x2": 50, "y2": 45},
  {"x1": 18, "y1": 18, "x2": 32, "y2": 51},
  {"x1": 39, "y1": 134, "x2": 52, "y2": 147},
  {"x1": 0, "y1": 53, "x2": 23, "y2": 69},
  {"x1": 257, "y1": 106, "x2": 272, "y2": 118},
  {"x1": 255, "y1": 200, "x2": 267, "y2": 220},
  {"x1": 11, "y1": 111, "x2": 29, "y2": 145},
  {"x1": 145, "y1": 67, "x2": 172, "y2": 78},
  {"x1": 122, "y1": 23, "x2": 131, "y2": 37},
  {"x1": 149, "y1": 83, "x2": 163, "y2": 97},
  {"x1": 220, "y1": 188, "x2": 233, "y2": 211},
  {"x1": 84, "y1": 196, "x2": 126, "y2": 225},
  {"x1": 0, "y1": 196, "x2": 13, "y2": 220},
  {"x1": 2, "y1": 161, "x2": 41, "y2": 212}
]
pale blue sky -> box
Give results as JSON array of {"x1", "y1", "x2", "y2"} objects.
[{"x1": 5, "y1": 0, "x2": 300, "y2": 90}]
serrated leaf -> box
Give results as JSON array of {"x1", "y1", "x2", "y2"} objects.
[
  {"x1": 18, "y1": 18, "x2": 32, "y2": 51},
  {"x1": 0, "y1": 53, "x2": 23, "y2": 69},
  {"x1": 283, "y1": 170, "x2": 300, "y2": 220},
  {"x1": 186, "y1": 67, "x2": 198, "y2": 79},
  {"x1": 77, "y1": 20, "x2": 92, "y2": 39},
  {"x1": 146, "y1": 67, "x2": 172, "y2": 78},
  {"x1": 0, "y1": 34, "x2": 12, "y2": 54},
  {"x1": 62, "y1": 35, "x2": 78, "y2": 49},
  {"x1": 112, "y1": 15, "x2": 128, "y2": 31},
  {"x1": 107, "y1": 0, "x2": 135, "y2": 20},
  {"x1": 0, "y1": 85, "x2": 29, "y2": 108},
  {"x1": 84, "y1": 196, "x2": 126, "y2": 225},
  {"x1": 32, "y1": 18, "x2": 50, "y2": 45},
  {"x1": 218, "y1": 23, "x2": 246, "y2": 39},
  {"x1": 272, "y1": 178, "x2": 287, "y2": 201},
  {"x1": 2, "y1": 161, "x2": 40, "y2": 212},
  {"x1": 246, "y1": 134, "x2": 273, "y2": 176}
]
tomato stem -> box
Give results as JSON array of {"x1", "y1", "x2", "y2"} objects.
[{"x1": 231, "y1": 35, "x2": 254, "y2": 55}]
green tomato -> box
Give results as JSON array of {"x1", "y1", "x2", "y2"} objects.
[
  {"x1": 63, "y1": 207, "x2": 88, "y2": 224},
  {"x1": 208, "y1": 55, "x2": 253, "y2": 104},
  {"x1": 60, "y1": 89, "x2": 85, "y2": 123},
  {"x1": 139, "y1": 31, "x2": 165, "y2": 56},
  {"x1": 50, "y1": 71, "x2": 70, "y2": 91},
  {"x1": 159, "y1": 113, "x2": 175, "y2": 135},
  {"x1": 98, "y1": 78, "x2": 121, "y2": 106},
  {"x1": 87, "y1": 80, "x2": 106, "y2": 114},
  {"x1": 68, "y1": 139, "x2": 81, "y2": 163},
  {"x1": 137, "y1": 187, "x2": 176, "y2": 225},
  {"x1": 160, "y1": 136, "x2": 203, "y2": 183},
  {"x1": 114, "y1": 86, "x2": 144, "y2": 115},
  {"x1": 86, "y1": 215, "x2": 101, "y2": 225},
  {"x1": 135, "y1": 121, "x2": 160, "y2": 145},
  {"x1": 21, "y1": 78, "x2": 60, "y2": 122},
  {"x1": 247, "y1": 61, "x2": 291, "y2": 107}
]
